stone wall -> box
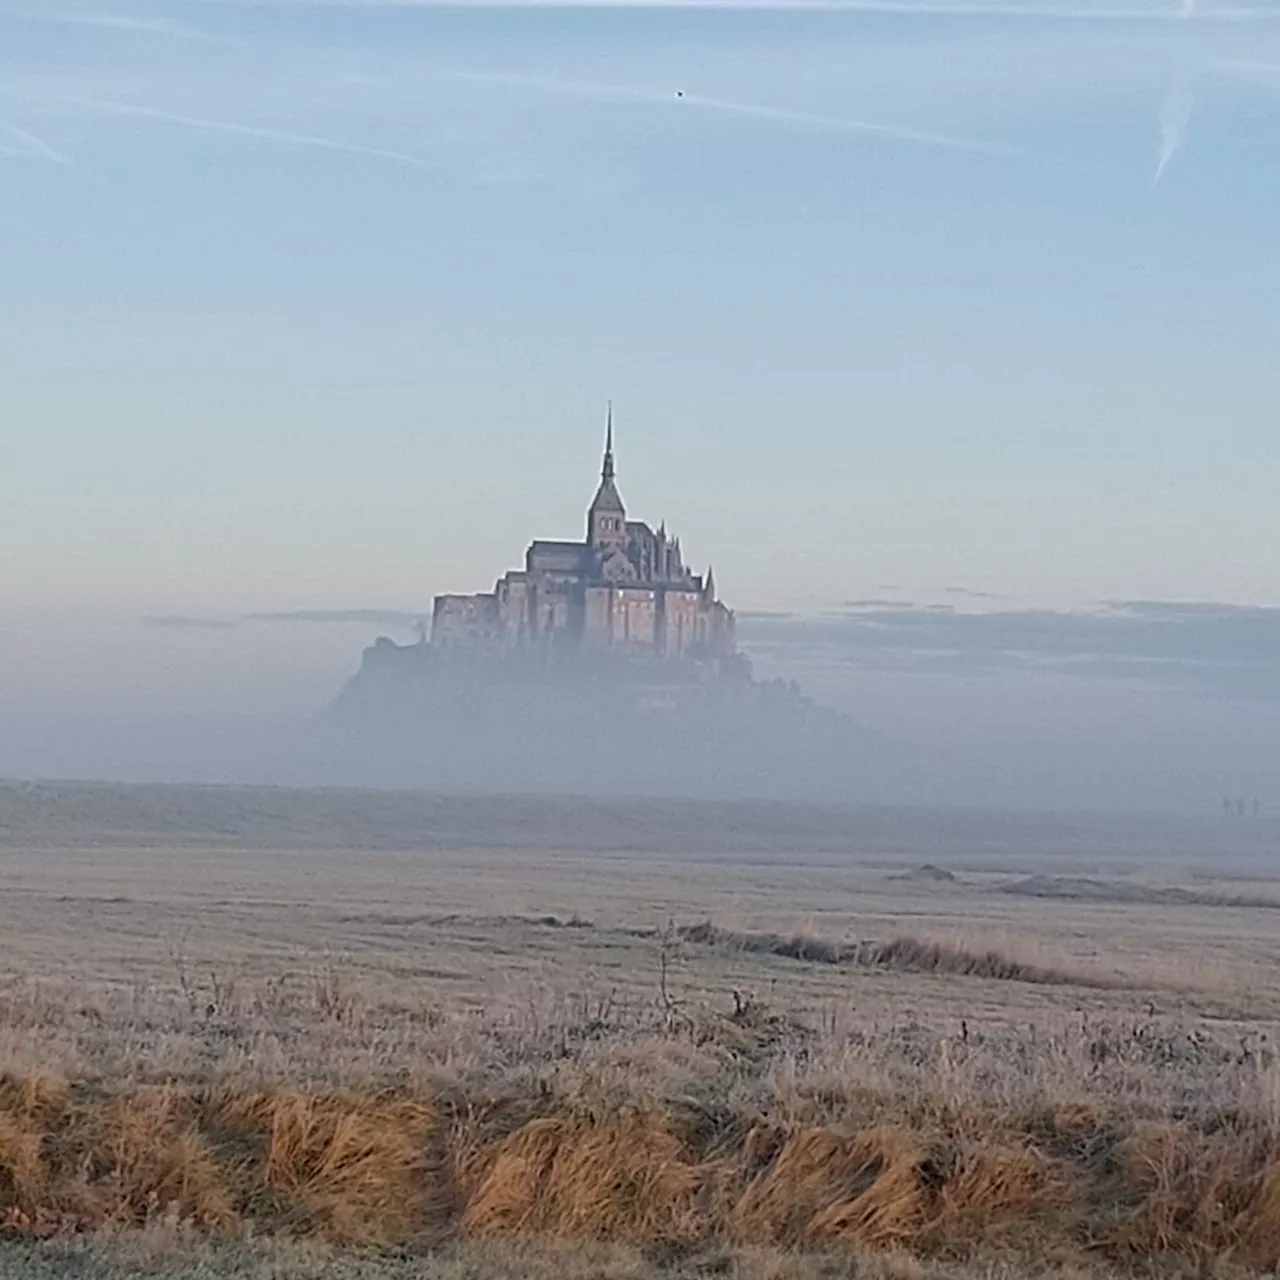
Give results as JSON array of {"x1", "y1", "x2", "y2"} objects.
[{"x1": 431, "y1": 594, "x2": 503, "y2": 649}]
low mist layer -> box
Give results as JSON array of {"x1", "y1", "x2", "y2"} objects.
[{"x1": 3, "y1": 600, "x2": 1279, "y2": 813}]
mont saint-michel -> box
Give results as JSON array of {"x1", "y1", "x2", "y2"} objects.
[
  {"x1": 430, "y1": 411, "x2": 740, "y2": 668},
  {"x1": 327, "y1": 414, "x2": 888, "y2": 799}
]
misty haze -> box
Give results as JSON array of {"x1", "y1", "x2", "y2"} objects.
[
  {"x1": 4, "y1": 593, "x2": 1279, "y2": 810},
  {"x1": 3, "y1": 1, "x2": 1280, "y2": 1277}
]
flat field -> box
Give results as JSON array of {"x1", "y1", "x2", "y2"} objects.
[{"x1": 1, "y1": 782, "x2": 1278, "y2": 1278}]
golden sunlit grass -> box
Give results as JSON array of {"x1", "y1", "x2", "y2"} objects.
[
  {"x1": 2, "y1": 1038, "x2": 1280, "y2": 1273},
  {"x1": 2, "y1": 920, "x2": 1279, "y2": 1277},
  {"x1": 2, "y1": 908, "x2": 1277, "y2": 1278}
]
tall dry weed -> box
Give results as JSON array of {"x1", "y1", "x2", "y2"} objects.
[
  {"x1": 1106, "y1": 1125, "x2": 1280, "y2": 1269},
  {"x1": 463, "y1": 1110, "x2": 703, "y2": 1246},
  {"x1": 730, "y1": 1125, "x2": 927, "y2": 1250},
  {"x1": 0, "y1": 1112, "x2": 47, "y2": 1217},
  {"x1": 925, "y1": 1142, "x2": 1075, "y2": 1252},
  {"x1": 4, "y1": 1056, "x2": 1280, "y2": 1274},
  {"x1": 84, "y1": 1088, "x2": 235, "y2": 1230},
  {"x1": 209, "y1": 1088, "x2": 452, "y2": 1244}
]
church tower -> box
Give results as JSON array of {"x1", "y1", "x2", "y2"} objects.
[{"x1": 587, "y1": 404, "x2": 627, "y2": 549}]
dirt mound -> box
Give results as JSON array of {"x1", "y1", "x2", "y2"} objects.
[
  {"x1": 888, "y1": 864, "x2": 958, "y2": 883},
  {"x1": 1001, "y1": 875, "x2": 1280, "y2": 910}
]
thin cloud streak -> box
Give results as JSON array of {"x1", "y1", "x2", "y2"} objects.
[
  {"x1": 142, "y1": 614, "x2": 238, "y2": 631},
  {"x1": 455, "y1": 71, "x2": 1076, "y2": 167},
  {"x1": 179, "y1": 0, "x2": 1280, "y2": 20},
  {"x1": 2, "y1": 122, "x2": 72, "y2": 164},
  {"x1": 739, "y1": 601, "x2": 1280, "y2": 701},
  {"x1": 141, "y1": 609, "x2": 429, "y2": 629},
  {"x1": 681, "y1": 89, "x2": 1068, "y2": 164},
  {"x1": 1152, "y1": 0, "x2": 1194, "y2": 188},
  {"x1": 72, "y1": 98, "x2": 443, "y2": 169},
  {"x1": 245, "y1": 609, "x2": 428, "y2": 625},
  {"x1": 15, "y1": 10, "x2": 220, "y2": 39},
  {"x1": 1153, "y1": 83, "x2": 1193, "y2": 185}
]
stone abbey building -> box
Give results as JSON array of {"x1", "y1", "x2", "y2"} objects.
[{"x1": 431, "y1": 413, "x2": 737, "y2": 662}]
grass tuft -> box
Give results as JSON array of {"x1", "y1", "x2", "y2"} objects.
[
  {"x1": 675, "y1": 923, "x2": 1121, "y2": 989},
  {"x1": 2, "y1": 1070, "x2": 1280, "y2": 1271},
  {"x1": 209, "y1": 1089, "x2": 452, "y2": 1244},
  {"x1": 464, "y1": 1110, "x2": 703, "y2": 1245}
]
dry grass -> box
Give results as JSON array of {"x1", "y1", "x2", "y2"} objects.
[
  {"x1": 1, "y1": 1037, "x2": 1279, "y2": 1273},
  {"x1": 0, "y1": 1077, "x2": 449, "y2": 1244},
  {"x1": 1104, "y1": 1124, "x2": 1280, "y2": 1267},
  {"x1": 463, "y1": 1109, "x2": 704, "y2": 1244},
  {"x1": 3, "y1": 785, "x2": 1280, "y2": 1276},
  {"x1": 0, "y1": 1234, "x2": 1185, "y2": 1280},
  {"x1": 728, "y1": 1125, "x2": 928, "y2": 1249},
  {"x1": 206, "y1": 1088, "x2": 453, "y2": 1243},
  {"x1": 676, "y1": 923, "x2": 1125, "y2": 989}
]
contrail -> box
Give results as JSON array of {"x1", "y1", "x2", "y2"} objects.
[
  {"x1": 1153, "y1": 0, "x2": 1196, "y2": 185},
  {"x1": 454, "y1": 71, "x2": 1077, "y2": 167},
  {"x1": 72, "y1": 98, "x2": 442, "y2": 169},
  {"x1": 675, "y1": 90, "x2": 1059, "y2": 163},
  {"x1": 1153, "y1": 84, "x2": 1193, "y2": 185},
  {"x1": 20, "y1": 11, "x2": 220, "y2": 40},
  {"x1": 174, "y1": 0, "x2": 1279, "y2": 20},
  {"x1": 3, "y1": 122, "x2": 73, "y2": 165}
]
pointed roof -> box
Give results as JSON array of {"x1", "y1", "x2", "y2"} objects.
[
  {"x1": 589, "y1": 402, "x2": 626, "y2": 514},
  {"x1": 602, "y1": 401, "x2": 615, "y2": 482},
  {"x1": 704, "y1": 566, "x2": 716, "y2": 600}
]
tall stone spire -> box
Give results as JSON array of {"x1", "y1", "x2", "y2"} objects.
[
  {"x1": 704, "y1": 566, "x2": 716, "y2": 601},
  {"x1": 602, "y1": 400, "x2": 616, "y2": 482},
  {"x1": 587, "y1": 401, "x2": 626, "y2": 547}
]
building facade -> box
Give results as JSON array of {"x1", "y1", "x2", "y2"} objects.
[{"x1": 431, "y1": 413, "x2": 737, "y2": 663}]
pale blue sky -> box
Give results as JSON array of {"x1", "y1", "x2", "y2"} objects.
[{"x1": 3, "y1": 0, "x2": 1280, "y2": 804}]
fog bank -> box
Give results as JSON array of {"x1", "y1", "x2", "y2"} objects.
[{"x1": 2, "y1": 602, "x2": 1278, "y2": 815}]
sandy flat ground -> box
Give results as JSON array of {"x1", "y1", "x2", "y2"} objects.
[{"x1": 2, "y1": 783, "x2": 1278, "y2": 1034}]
